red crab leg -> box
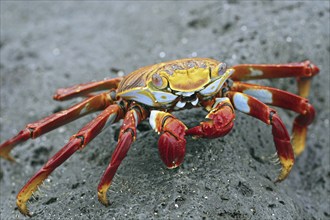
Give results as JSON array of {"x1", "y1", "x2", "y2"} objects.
[
  {"x1": 97, "y1": 105, "x2": 148, "y2": 206},
  {"x1": 230, "y1": 82, "x2": 315, "y2": 156},
  {"x1": 0, "y1": 92, "x2": 113, "y2": 162},
  {"x1": 225, "y1": 91, "x2": 294, "y2": 182},
  {"x1": 16, "y1": 103, "x2": 125, "y2": 217},
  {"x1": 230, "y1": 60, "x2": 320, "y2": 98},
  {"x1": 186, "y1": 97, "x2": 235, "y2": 139},
  {"x1": 53, "y1": 77, "x2": 122, "y2": 101},
  {"x1": 149, "y1": 110, "x2": 187, "y2": 168}
]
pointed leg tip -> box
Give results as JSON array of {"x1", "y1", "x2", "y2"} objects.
[
  {"x1": 97, "y1": 190, "x2": 110, "y2": 207},
  {"x1": 274, "y1": 160, "x2": 294, "y2": 183},
  {"x1": 17, "y1": 199, "x2": 32, "y2": 217},
  {"x1": 274, "y1": 176, "x2": 284, "y2": 183},
  {"x1": 7, "y1": 156, "x2": 16, "y2": 163},
  {"x1": 274, "y1": 172, "x2": 289, "y2": 183},
  {"x1": 294, "y1": 150, "x2": 303, "y2": 157},
  {"x1": 97, "y1": 183, "x2": 111, "y2": 207},
  {"x1": 0, "y1": 129, "x2": 31, "y2": 161},
  {"x1": 0, "y1": 151, "x2": 16, "y2": 162}
]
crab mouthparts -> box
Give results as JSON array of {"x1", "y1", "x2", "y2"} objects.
[{"x1": 175, "y1": 91, "x2": 199, "y2": 108}]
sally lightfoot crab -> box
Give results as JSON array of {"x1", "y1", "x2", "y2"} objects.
[{"x1": 0, "y1": 58, "x2": 319, "y2": 216}]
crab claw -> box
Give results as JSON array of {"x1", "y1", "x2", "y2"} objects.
[
  {"x1": 158, "y1": 129, "x2": 186, "y2": 168},
  {"x1": 149, "y1": 110, "x2": 187, "y2": 168},
  {"x1": 186, "y1": 100, "x2": 235, "y2": 138}
]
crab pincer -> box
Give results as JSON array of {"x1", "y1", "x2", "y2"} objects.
[
  {"x1": 149, "y1": 110, "x2": 187, "y2": 168},
  {"x1": 186, "y1": 97, "x2": 235, "y2": 139}
]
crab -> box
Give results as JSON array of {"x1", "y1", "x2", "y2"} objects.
[{"x1": 0, "y1": 58, "x2": 319, "y2": 216}]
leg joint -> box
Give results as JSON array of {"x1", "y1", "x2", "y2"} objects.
[
  {"x1": 72, "y1": 135, "x2": 85, "y2": 149},
  {"x1": 161, "y1": 115, "x2": 173, "y2": 128},
  {"x1": 269, "y1": 111, "x2": 276, "y2": 124},
  {"x1": 124, "y1": 128, "x2": 135, "y2": 138},
  {"x1": 27, "y1": 127, "x2": 35, "y2": 138}
]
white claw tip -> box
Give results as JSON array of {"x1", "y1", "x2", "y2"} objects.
[
  {"x1": 191, "y1": 97, "x2": 199, "y2": 106},
  {"x1": 175, "y1": 100, "x2": 186, "y2": 108}
]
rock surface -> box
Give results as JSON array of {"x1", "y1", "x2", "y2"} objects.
[{"x1": 0, "y1": 1, "x2": 329, "y2": 219}]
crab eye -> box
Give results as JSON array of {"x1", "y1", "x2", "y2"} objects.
[
  {"x1": 217, "y1": 63, "x2": 227, "y2": 75},
  {"x1": 152, "y1": 73, "x2": 168, "y2": 89}
]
